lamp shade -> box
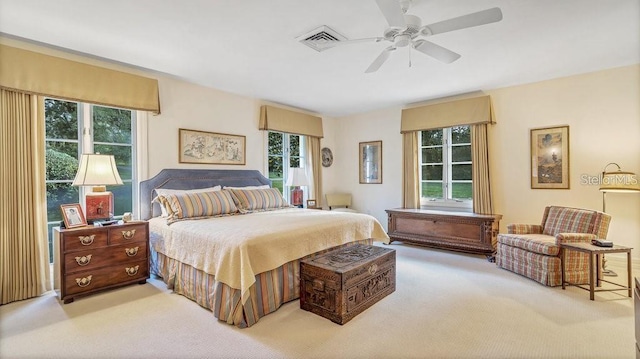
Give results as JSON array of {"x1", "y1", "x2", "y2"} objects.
[
  {"x1": 72, "y1": 154, "x2": 123, "y2": 187},
  {"x1": 285, "y1": 167, "x2": 309, "y2": 187},
  {"x1": 599, "y1": 163, "x2": 639, "y2": 193}
]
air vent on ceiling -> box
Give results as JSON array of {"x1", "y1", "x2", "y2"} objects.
[{"x1": 297, "y1": 25, "x2": 347, "y2": 52}]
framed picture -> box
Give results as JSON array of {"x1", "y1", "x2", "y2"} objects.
[
  {"x1": 530, "y1": 125, "x2": 570, "y2": 189},
  {"x1": 307, "y1": 199, "x2": 317, "y2": 209},
  {"x1": 359, "y1": 140, "x2": 382, "y2": 184},
  {"x1": 60, "y1": 203, "x2": 87, "y2": 228},
  {"x1": 179, "y1": 128, "x2": 246, "y2": 165}
]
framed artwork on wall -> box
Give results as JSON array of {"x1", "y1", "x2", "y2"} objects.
[
  {"x1": 530, "y1": 125, "x2": 570, "y2": 189},
  {"x1": 179, "y1": 128, "x2": 246, "y2": 165},
  {"x1": 359, "y1": 140, "x2": 382, "y2": 184}
]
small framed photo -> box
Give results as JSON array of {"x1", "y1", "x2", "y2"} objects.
[
  {"x1": 60, "y1": 203, "x2": 87, "y2": 228},
  {"x1": 530, "y1": 125, "x2": 570, "y2": 189},
  {"x1": 307, "y1": 199, "x2": 317, "y2": 209}
]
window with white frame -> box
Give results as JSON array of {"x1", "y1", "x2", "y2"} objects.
[
  {"x1": 44, "y1": 98, "x2": 136, "y2": 261},
  {"x1": 267, "y1": 131, "x2": 305, "y2": 202},
  {"x1": 419, "y1": 126, "x2": 472, "y2": 209}
]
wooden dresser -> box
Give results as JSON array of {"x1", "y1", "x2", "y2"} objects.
[
  {"x1": 386, "y1": 209, "x2": 502, "y2": 261},
  {"x1": 53, "y1": 221, "x2": 149, "y2": 303}
]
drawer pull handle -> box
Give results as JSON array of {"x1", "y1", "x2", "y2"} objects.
[
  {"x1": 75, "y1": 275, "x2": 93, "y2": 287},
  {"x1": 75, "y1": 254, "x2": 92, "y2": 266},
  {"x1": 125, "y1": 265, "x2": 139, "y2": 276},
  {"x1": 125, "y1": 247, "x2": 139, "y2": 257},
  {"x1": 79, "y1": 235, "x2": 95, "y2": 246},
  {"x1": 121, "y1": 229, "x2": 136, "y2": 240}
]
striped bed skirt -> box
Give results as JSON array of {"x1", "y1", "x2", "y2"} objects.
[{"x1": 150, "y1": 238, "x2": 373, "y2": 328}]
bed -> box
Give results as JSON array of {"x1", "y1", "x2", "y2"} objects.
[{"x1": 140, "y1": 169, "x2": 390, "y2": 328}]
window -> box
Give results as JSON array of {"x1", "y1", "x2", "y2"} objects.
[
  {"x1": 267, "y1": 131, "x2": 305, "y2": 202},
  {"x1": 45, "y1": 98, "x2": 136, "y2": 262},
  {"x1": 419, "y1": 126, "x2": 472, "y2": 209}
]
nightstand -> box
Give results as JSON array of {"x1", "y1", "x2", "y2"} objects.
[{"x1": 53, "y1": 221, "x2": 149, "y2": 303}]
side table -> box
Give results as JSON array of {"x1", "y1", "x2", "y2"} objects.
[{"x1": 561, "y1": 242, "x2": 632, "y2": 300}]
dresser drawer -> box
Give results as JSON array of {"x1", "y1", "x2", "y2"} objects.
[
  {"x1": 110, "y1": 223, "x2": 147, "y2": 244},
  {"x1": 63, "y1": 228, "x2": 109, "y2": 252},
  {"x1": 63, "y1": 258, "x2": 149, "y2": 296},
  {"x1": 63, "y1": 241, "x2": 148, "y2": 274}
]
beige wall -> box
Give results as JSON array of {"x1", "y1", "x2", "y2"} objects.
[
  {"x1": 324, "y1": 64, "x2": 640, "y2": 260},
  {"x1": 4, "y1": 37, "x2": 638, "y2": 260},
  {"x1": 148, "y1": 77, "x2": 265, "y2": 175}
]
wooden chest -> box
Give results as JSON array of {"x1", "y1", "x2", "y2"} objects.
[
  {"x1": 53, "y1": 222, "x2": 149, "y2": 303},
  {"x1": 300, "y1": 244, "x2": 395, "y2": 325},
  {"x1": 386, "y1": 208, "x2": 501, "y2": 261}
]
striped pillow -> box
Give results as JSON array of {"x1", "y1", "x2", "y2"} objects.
[
  {"x1": 230, "y1": 188, "x2": 291, "y2": 213},
  {"x1": 163, "y1": 189, "x2": 239, "y2": 224}
]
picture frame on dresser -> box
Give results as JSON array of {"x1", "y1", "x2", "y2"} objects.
[
  {"x1": 60, "y1": 203, "x2": 87, "y2": 228},
  {"x1": 307, "y1": 199, "x2": 317, "y2": 209}
]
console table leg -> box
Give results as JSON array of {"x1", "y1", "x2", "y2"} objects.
[{"x1": 589, "y1": 252, "x2": 595, "y2": 301}]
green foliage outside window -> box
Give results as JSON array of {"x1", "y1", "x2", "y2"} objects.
[
  {"x1": 267, "y1": 131, "x2": 302, "y2": 196},
  {"x1": 420, "y1": 126, "x2": 472, "y2": 201},
  {"x1": 44, "y1": 99, "x2": 134, "y2": 262}
]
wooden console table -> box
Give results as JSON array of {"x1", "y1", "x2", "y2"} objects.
[{"x1": 386, "y1": 209, "x2": 502, "y2": 261}]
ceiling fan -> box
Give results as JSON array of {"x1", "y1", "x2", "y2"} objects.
[{"x1": 323, "y1": 0, "x2": 503, "y2": 73}]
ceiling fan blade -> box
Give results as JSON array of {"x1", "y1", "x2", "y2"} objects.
[
  {"x1": 422, "y1": 7, "x2": 503, "y2": 36},
  {"x1": 365, "y1": 46, "x2": 396, "y2": 73},
  {"x1": 375, "y1": 0, "x2": 407, "y2": 29},
  {"x1": 317, "y1": 37, "x2": 385, "y2": 50},
  {"x1": 413, "y1": 40, "x2": 460, "y2": 64}
]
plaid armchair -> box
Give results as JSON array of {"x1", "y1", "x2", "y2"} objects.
[{"x1": 496, "y1": 206, "x2": 611, "y2": 286}]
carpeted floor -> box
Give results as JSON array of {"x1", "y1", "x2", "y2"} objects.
[{"x1": 0, "y1": 242, "x2": 636, "y2": 359}]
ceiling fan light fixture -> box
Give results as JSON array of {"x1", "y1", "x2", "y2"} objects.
[{"x1": 395, "y1": 34, "x2": 411, "y2": 47}]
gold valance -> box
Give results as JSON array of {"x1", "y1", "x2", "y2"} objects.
[
  {"x1": 401, "y1": 94, "x2": 494, "y2": 133},
  {"x1": 259, "y1": 105, "x2": 323, "y2": 138},
  {"x1": 0, "y1": 45, "x2": 160, "y2": 114}
]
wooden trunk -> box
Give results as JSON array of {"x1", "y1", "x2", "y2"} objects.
[
  {"x1": 386, "y1": 208, "x2": 501, "y2": 261},
  {"x1": 300, "y1": 244, "x2": 395, "y2": 325}
]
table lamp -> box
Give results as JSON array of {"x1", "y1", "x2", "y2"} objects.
[
  {"x1": 598, "y1": 162, "x2": 639, "y2": 275},
  {"x1": 286, "y1": 167, "x2": 309, "y2": 208},
  {"x1": 72, "y1": 153, "x2": 123, "y2": 224}
]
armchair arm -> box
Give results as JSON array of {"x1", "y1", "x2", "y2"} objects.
[
  {"x1": 507, "y1": 224, "x2": 543, "y2": 234},
  {"x1": 556, "y1": 233, "x2": 597, "y2": 244}
]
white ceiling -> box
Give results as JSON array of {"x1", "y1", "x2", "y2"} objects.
[{"x1": 1, "y1": 0, "x2": 638, "y2": 117}]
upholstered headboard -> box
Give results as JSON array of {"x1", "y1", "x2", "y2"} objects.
[{"x1": 139, "y1": 169, "x2": 271, "y2": 220}]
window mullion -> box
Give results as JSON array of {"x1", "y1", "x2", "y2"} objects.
[{"x1": 78, "y1": 103, "x2": 93, "y2": 154}]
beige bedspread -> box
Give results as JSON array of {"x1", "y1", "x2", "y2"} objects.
[{"x1": 149, "y1": 208, "x2": 389, "y2": 303}]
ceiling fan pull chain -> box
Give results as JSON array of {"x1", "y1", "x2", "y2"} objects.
[{"x1": 409, "y1": 47, "x2": 412, "y2": 68}]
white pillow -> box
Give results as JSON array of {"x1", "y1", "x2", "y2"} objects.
[
  {"x1": 223, "y1": 185, "x2": 270, "y2": 190},
  {"x1": 152, "y1": 186, "x2": 222, "y2": 217}
]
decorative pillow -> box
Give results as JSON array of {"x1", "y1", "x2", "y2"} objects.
[
  {"x1": 153, "y1": 186, "x2": 222, "y2": 217},
  {"x1": 230, "y1": 188, "x2": 291, "y2": 213},
  {"x1": 162, "y1": 189, "x2": 238, "y2": 224}
]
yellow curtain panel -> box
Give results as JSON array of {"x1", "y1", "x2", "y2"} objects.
[
  {"x1": 0, "y1": 44, "x2": 160, "y2": 114},
  {"x1": 0, "y1": 89, "x2": 50, "y2": 305},
  {"x1": 259, "y1": 105, "x2": 323, "y2": 138}
]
